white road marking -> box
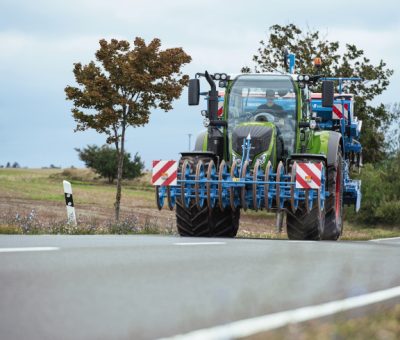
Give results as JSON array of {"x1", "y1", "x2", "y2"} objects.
[
  {"x1": 174, "y1": 242, "x2": 226, "y2": 246},
  {"x1": 163, "y1": 285, "x2": 400, "y2": 340},
  {"x1": 0, "y1": 247, "x2": 60, "y2": 253},
  {"x1": 370, "y1": 236, "x2": 400, "y2": 242}
]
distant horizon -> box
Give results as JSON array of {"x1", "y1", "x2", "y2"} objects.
[{"x1": 0, "y1": 162, "x2": 156, "y2": 171}]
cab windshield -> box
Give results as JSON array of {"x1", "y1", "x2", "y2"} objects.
[{"x1": 228, "y1": 74, "x2": 297, "y2": 156}]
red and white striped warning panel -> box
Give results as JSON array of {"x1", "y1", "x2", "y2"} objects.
[
  {"x1": 152, "y1": 160, "x2": 178, "y2": 186},
  {"x1": 217, "y1": 104, "x2": 224, "y2": 117},
  {"x1": 295, "y1": 162, "x2": 323, "y2": 189},
  {"x1": 332, "y1": 103, "x2": 349, "y2": 120}
]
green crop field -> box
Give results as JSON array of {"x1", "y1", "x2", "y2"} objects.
[{"x1": 0, "y1": 168, "x2": 399, "y2": 239}]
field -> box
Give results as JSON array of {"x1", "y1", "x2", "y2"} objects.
[{"x1": 1, "y1": 168, "x2": 399, "y2": 240}]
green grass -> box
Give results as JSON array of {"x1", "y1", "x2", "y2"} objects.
[
  {"x1": 0, "y1": 168, "x2": 154, "y2": 204},
  {"x1": 341, "y1": 222, "x2": 400, "y2": 241},
  {"x1": 1, "y1": 168, "x2": 399, "y2": 239},
  {"x1": 236, "y1": 225, "x2": 400, "y2": 241},
  {"x1": 0, "y1": 169, "x2": 63, "y2": 200},
  {"x1": 250, "y1": 304, "x2": 400, "y2": 339},
  {"x1": 0, "y1": 168, "x2": 169, "y2": 235}
]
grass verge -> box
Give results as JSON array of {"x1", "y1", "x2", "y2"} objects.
[
  {"x1": 0, "y1": 211, "x2": 176, "y2": 236},
  {"x1": 248, "y1": 303, "x2": 400, "y2": 340}
]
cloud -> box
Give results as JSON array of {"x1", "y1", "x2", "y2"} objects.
[
  {"x1": 328, "y1": 27, "x2": 400, "y2": 66},
  {"x1": 0, "y1": 0, "x2": 399, "y2": 167}
]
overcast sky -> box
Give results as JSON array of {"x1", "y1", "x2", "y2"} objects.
[{"x1": 1, "y1": 0, "x2": 399, "y2": 168}]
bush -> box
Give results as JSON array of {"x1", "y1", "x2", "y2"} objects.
[
  {"x1": 76, "y1": 145, "x2": 144, "y2": 183},
  {"x1": 375, "y1": 201, "x2": 400, "y2": 224},
  {"x1": 51, "y1": 168, "x2": 99, "y2": 182},
  {"x1": 347, "y1": 154, "x2": 400, "y2": 226}
]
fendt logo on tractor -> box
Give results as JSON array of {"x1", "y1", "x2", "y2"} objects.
[{"x1": 152, "y1": 51, "x2": 363, "y2": 241}]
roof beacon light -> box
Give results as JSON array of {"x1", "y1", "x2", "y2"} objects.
[{"x1": 314, "y1": 57, "x2": 322, "y2": 68}]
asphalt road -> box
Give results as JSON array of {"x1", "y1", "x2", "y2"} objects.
[{"x1": 0, "y1": 235, "x2": 399, "y2": 340}]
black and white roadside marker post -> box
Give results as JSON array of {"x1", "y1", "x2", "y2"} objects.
[{"x1": 63, "y1": 180, "x2": 77, "y2": 225}]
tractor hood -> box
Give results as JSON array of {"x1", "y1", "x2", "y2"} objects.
[{"x1": 231, "y1": 123, "x2": 275, "y2": 161}]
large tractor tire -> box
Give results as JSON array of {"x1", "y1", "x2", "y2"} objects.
[
  {"x1": 176, "y1": 201, "x2": 239, "y2": 237},
  {"x1": 176, "y1": 155, "x2": 240, "y2": 237},
  {"x1": 286, "y1": 204, "x2": 325, "y2": 240},
  {"x1": 322, "y1": 149, "x2": 344, "y2": 240},
  {"x1": 286, "y1": 163, "x2": 325, "y2": 240}
]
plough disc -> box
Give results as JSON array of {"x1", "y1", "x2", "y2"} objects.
[
  {"x1": 206, "y1": 160, "x2": 217, "y2": 209},
  {"x1": 252, "y1": 160, "x2": 263, "y2": 211},
  {"x1": 167, "y1": 186, "x2": 174, "y2": 211},
  {"x1": 230, "y1": 160, "x2": 240, "y2": 211},
  {"x1": 218, "y1": 160, "x2": 229, "y2": 211},
  {"x1": 275, "y1": 161, "x2": 285, "y2": 211},
  {"x1": 155, "y1": 185, "x2": 164, "y2": 211},
  {"x1": 195, "y1": 160, "x2": 206, "y2": 209},
  {"x1": 264, "y1": 161, "x2": 273, "y2": 210},
  {"x1": 181, "y1": 159, "x2": 191, "y2": 209},
  {"x1": 317, "y1": 163, "x2": 326, "y2": 212},
  {"x1": 290, "y1": 162, "x2": 299, "y2": 213}
]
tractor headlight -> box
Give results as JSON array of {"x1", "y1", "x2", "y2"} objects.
[
  {"x1": 201, "y1": 110, "x2": 208, "y2": 116},
  {"x1": 304, "y1": 75, "x2": 310, "y2": 81},
  {"x1": 203, "y1": 118, "x2": 210, "y2": 127},
  {"x1": 298, "y1": 75, "x2": 304, "y2": 81},
  {"x1": 220, "y1": 73, "x2": 227, "y2": 80},
  {"x1": 214, "y1": 73, "x2": 221, "y2": 80}
]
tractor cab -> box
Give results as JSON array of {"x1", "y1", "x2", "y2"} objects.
[{"x1": 227, "y1": 74, "x2": 298, "y2": 164}]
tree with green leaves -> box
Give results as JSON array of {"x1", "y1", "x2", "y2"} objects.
[
  {"x1": 76, "y1": 144, "x2": 144, "y2": 184},
  {"x1": 242, "y1": 24, "x2": 395, "y2": 163},
  {"x1": 388, "y1": 103, "x2": 400, "y2": 154},
  {"x1": 65, "y1": 37, "x2": 191, "y2": 220}
]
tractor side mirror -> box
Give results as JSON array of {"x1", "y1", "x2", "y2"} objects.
[
  {"x1": 322, "y1": 80, "x2": 334, "y2": 107},
  {"x1": 188, "y1": 79, "x2": 200, "y2": 106}
]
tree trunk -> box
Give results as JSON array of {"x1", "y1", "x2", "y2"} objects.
[{"x1": 114, "y1": 125, "x2": 126, "y2": 221}]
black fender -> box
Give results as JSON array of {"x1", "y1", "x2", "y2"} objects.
[{"x1": 327, "y1": 131, "x2": 343, "y2": 167}]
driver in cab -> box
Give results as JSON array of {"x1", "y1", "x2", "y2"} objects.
[{"x1": 257, "y1": 89, "x2": 283, "y2": 111}]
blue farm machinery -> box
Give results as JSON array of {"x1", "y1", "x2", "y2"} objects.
[{"x1": 152, "y1": 54, "x2": 363, "y2": 240}]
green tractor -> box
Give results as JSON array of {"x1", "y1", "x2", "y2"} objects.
[{"x1": 153, "y1": 54, "x2": 362, "y2": 241}]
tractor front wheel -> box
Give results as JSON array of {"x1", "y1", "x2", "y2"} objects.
[
  {"x1": 286, "y1": 163, "x2": 325, "y2": 240},
  {"x1": 175, "y1": 155, "x2": 240, "y2": 237},
  {"x1": 286, "y1": 204, "x2": 325, "y2": 240}
]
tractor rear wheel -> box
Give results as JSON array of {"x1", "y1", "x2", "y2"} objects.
[
  {"x1": 322, "y1": 149, "x2": 344, "y2": 240},
  {"x1": 175, "y1": 155, "x2": 240, "y2": 237}
]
